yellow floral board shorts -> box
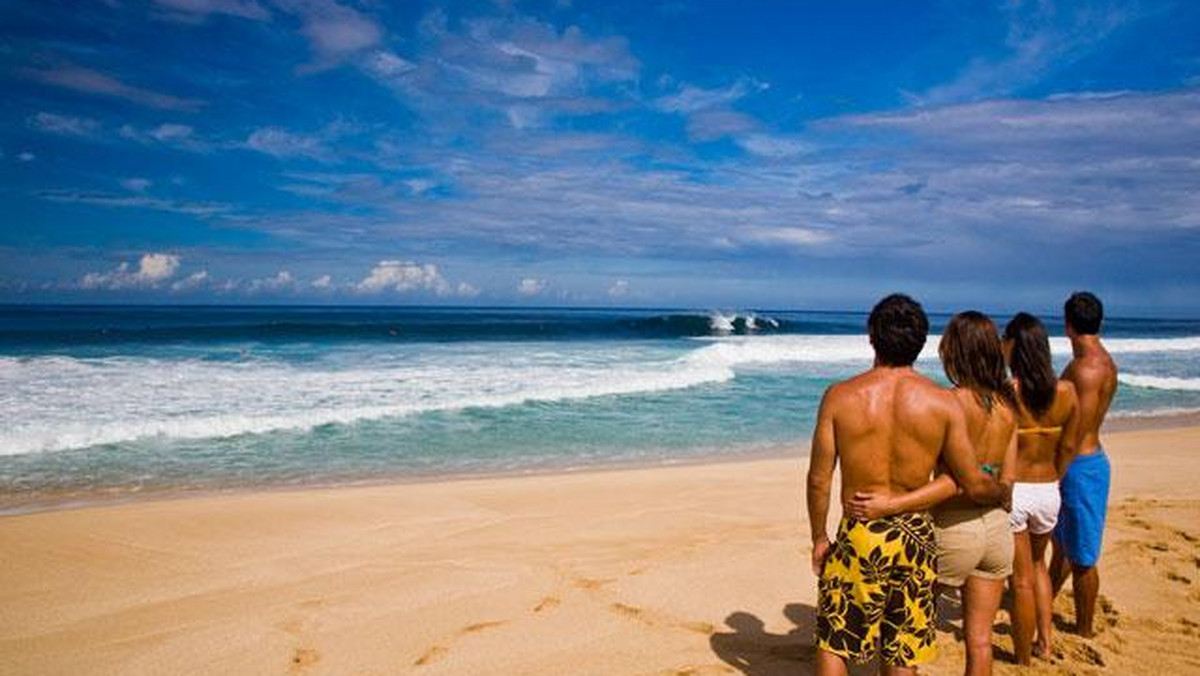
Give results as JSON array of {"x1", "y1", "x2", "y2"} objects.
[{"x1": 816, "y1": 512, "x2": 938, "y2": 667}]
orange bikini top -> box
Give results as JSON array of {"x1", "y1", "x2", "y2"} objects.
[{"x1": 1016, "y1": 425, "x2": 1063, "y2": 435}]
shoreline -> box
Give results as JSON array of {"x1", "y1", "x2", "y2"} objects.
[{"x1": 4, "y1": 409, "x2": 1199, "y2": 517}]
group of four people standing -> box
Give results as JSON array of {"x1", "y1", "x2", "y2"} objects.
[{"x1": 806, "y1": 292, "x2": 1116, "y2": 676}]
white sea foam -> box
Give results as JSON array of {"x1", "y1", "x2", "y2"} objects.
[
  {"x1": 1119, "y1": 374, "x2": 1200, "y2": 391},
  {"x1": 687, "y1": 335, "x2": 876, "y2": 366},
  {"x1": 0, "y1": 349, "x2": 735, "y2": 456},
  {"x1": 1051, "y1": 336, "x2": 1200, "y2": 354},
  {"x1": 3, "y1": 331, "x2": 1196, "y2": 456}
]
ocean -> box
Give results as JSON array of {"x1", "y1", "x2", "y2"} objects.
[{"x1": 2, "y1": 305, "x2": 1198, "y2": 511}]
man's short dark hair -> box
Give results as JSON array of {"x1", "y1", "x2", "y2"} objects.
[
  {"x1": 868, "y1": 293, "x2": 929, "y2": 367},
  {"x1": 1064, "y1": 291, "x2": 1103, "y2": 335}
]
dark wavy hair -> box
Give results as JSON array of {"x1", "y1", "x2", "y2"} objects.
[
  {"x1": 939, "y1": 311, "x2": 1014, "y2": 413},
  {"x1": 868, "y1": 294, "x2": 929, "y2": 367},
  {"x1": 1065, "y1": 291, "x2": 1103, "y2": 335},
  {"x1": 1003, "y1": 312, "x2": 1057, "y2": 416}
]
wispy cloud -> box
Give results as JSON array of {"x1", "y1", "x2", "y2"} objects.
[
  {"x1": 28, "y1": 112, "x2": 101, "y2": 137},
  {"x1": 170, "y1": 269, "x2": 210, "y2": 291},
  {"x1": 22, "y1": 64, "x2": 206, "y2": 111},
  {"x1": 37, "y1": 189, "x2": 234, "y2": 217},
  {"x1": 150, "y1": 0, "x2": 271, "y2": 22},
  {"x1": 918, "y1": 1, "x2": 1138, "y2": 104}
]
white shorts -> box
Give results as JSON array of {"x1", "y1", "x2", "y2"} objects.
[{"x1": 1009, "y1": 481, "x2": 1060, "y2": 535}]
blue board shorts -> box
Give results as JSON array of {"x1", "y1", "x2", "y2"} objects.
[{"x1": 1054, "y1": 448, "x2": 1111, "y2": 568}]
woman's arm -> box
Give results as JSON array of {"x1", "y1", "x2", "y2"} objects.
[{"x1": 845, "y1": 473, "x2": 959, "y2": 520}]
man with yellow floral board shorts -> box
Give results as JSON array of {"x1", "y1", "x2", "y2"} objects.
[
  {"x1": 817, "y1": 513, "x2": 939, "y2": 666},
  {"x1": 807, "y1": 294, "x2": 1007, "y2": 675}
]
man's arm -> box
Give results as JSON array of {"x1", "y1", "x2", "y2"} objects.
[
  {"x1": 806, "y1": 388, "x2": 838, "y2": 575},
  {"x1": 940, "y1": 398, "x2": 1006, "y2": 504},
  {"x1": 1055, "y1": 382, "x2": 1081, "y2": 477},
  {"x1": 1061, "y1": 361, "x2": 1104, "y2": 445}
]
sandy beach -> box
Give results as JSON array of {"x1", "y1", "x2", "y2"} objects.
[{"x1": 2, "y1": 425, "x2": 1198, "y2": 676}]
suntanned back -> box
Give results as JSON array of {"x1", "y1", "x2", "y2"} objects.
[
  {"x1": 827, "y1": 367, "x2": 956, "y2": 505},
  {"x1": 1062, "y1": 342, "x2": 1117, "y2": 455}
]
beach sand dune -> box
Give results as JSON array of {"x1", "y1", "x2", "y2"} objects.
[{"x1": 2, "y1": 426, "x2": 1198, "y2": 675}]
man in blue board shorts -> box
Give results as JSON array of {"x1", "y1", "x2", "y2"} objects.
[{"x1": 1051, "y1": 291, "x2": 1118, "y2": 638}]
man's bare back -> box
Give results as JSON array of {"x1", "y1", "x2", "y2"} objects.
[
  {"x1": 822, "y1": 367, "x2": 976, "y2": 502},
  {"x1": 807, "y1": 364, "x2": 1002, "y2": 553},
  {"x1": 1061, "y1": 339, "x2": 1116, "y2": 457}
]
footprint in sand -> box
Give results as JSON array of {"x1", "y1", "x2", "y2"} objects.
[
  {"x1": 1165, "y1": 571, "x2": 1193, "y2": 585},
  {"x1": 573, "y1": 577, "x2": 616, "y2": 591},
  {"x1": 412, "y1": 620, "x2": 509, "y2": 666},
  {"x1": 290, "y1": 648, "x2": 320, "y2": 673},
  {"x1": 533, "y1": 596, "x2": 561, "y2": 613}
]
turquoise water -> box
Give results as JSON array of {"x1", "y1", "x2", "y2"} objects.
[{"x1": 1, "y1": 306, "x2": 1197, "y2": 509}]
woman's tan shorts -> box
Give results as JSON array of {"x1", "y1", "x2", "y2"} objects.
[{"x1": 933, "y1": 506, "x2": 1014, "y2": 587}]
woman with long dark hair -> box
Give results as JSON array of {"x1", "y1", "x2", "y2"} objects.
[
  {"x1": 848, "y1": 311, "x2": 1018, "y2": 676},
  {"x1": 1003, "y1": 312, "x2": 1079, "y2": 664}
]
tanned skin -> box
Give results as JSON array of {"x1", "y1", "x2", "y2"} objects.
[
  {"x1": 847, "y1": 387, "x2": 1018, "y2": 676},
  {"x1": 1050, "y1": 326, "x2": 1117, "y2": 638},
  {"x1": 807, "y1": 361, "x2": 1006, "y2": 676}
]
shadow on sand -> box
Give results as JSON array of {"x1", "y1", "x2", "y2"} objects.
[
  {"x1": 709, "y1": 603, "x2": 888, "y2": 676},
  {"x1": 709, "y1": 604, "x2": 817, "y2": 676}
]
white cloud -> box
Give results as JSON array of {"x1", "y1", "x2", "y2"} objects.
[
  {"x1": 363, "y1": 50, "x2": 416, "y2": 79},
  {"x1": 80, "y1": 253, "x2": 181, "y2": 290},
  {"x1": 287, "y1": 0, "x2": 383, "y2": 70},
  {"x1": 918, "y1": 2, "x2": 1136, "y2": 105},
  {"x1": 118, "y1": 123, "x2": 210, "y2": 152},
  {"x1": 607, "y1": 279, "x2": 629, "y2": 298},
  {"x1": 736, "y1": 133, "x2": 812, "y2": 157},
  {"x1": 245, "y1": 127, "x2": 334, "y2": 161},
  {"x1": 686, "y1": 109, "x2": 759, "y2": 142},
  {"x1": 150, "y1": 0, "x2": 270, "y2": 21},
  {"x1": 17, "y1": 152, "x2": 35, "y2": 162},
  {"x1": 120, "y1": 178, "x2": 152, "y2": 192},
  {"x1": 170, "y1": 269, "x2": 210, "y2": 291},
  {"x1": 311, "y1": 274, "x2": 333, "y2": 290},
  {"x1": 356, "y1": 260, "x2": 452, "y2": 295},
  {"x1": 456, "y1": 281, "x2": 480, "y2": 298},
  {"x1": 740, "y1": 226, "x2": 833, "y2": 247},
  {"x1": 29, "y1": 112, "x2": 100, "y2": 137},
  {"x1": 517, "y1": 277, "x2": 546, "y2": 296},
  {"x1": 654, "y1": 78, "x2": 767, "y2": 114},
  {"x1": 22, "y1": 64, "x2": 205, "y2": 111},
  {"x1": 247, "y1": 270, "x2": 297, "y2": 294}
]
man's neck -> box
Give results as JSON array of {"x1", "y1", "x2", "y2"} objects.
[
  {"x1": 1070, "y1": 333, "x2": 1103, "y2": 359},
  {"x1": 872, "y1": 359, "x2": 917, "y2": 372}
]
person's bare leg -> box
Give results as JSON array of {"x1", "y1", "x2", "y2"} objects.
[
  {"x1": 962, "y1": 576, "x2": 1005, "y2": 676},
  {"x1": 1031, "y1": 533, "x2": 1053, "y2": 657},
  {"x1": 1010, "y1": 531, "x2": 1035, "y2": 665},
  {"x1": 1072, "y1": 564, "x2": 1100, "y2": 637},
  {"x1": 1050, "y1": 538, "x2": 1070, "y2": 598},
  {"x1": 815, "y1": 648, "x2": 850, "y2": 676}
]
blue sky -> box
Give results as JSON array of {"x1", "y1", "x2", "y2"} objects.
[{"x1": 2, "y1": 0, "x2": 1199, "y2": 314}]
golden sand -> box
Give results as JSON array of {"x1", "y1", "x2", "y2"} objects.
[{"x1": 2, "y1": 426, "x2": 1198, "y2": 675}]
